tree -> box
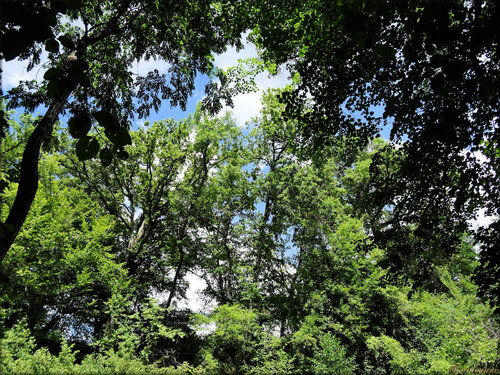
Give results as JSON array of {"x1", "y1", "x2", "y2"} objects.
[
  {"x1": 64, "y1": 110, "x2": 246, "y2": 308},
  {"x1": 338, "y1": 138, "x2": 478, "y2": 291},
  {"x1": 193, "y1": 304, "x2": 292, "y2": 375},
  {"x1": 0, "y1": 0, "x2": 250, "y2": 262},
  {"x1": 1, "y1": 149, "x2": 127, "y2": 353},
  {"x1": 250, "y1": 0, "x2": 500, "y2": 305},
  {"x1": 2, "y1": 91, "x2": 498, "y2": 374},
  {"x1": 366, "y1": 269, "x2": 497, "y2": 374}
]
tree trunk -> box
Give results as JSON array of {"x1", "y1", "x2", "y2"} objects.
[
  {"x1": 0, "y1": 95, "x2": 69, "y2": 263},
  {"x1": 0, "y1": 2, "x2": 132, "y2": 264}
]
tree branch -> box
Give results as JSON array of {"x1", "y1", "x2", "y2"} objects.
[{"x1": 0, "y1": 94, "x2": 69, "y2": 262}]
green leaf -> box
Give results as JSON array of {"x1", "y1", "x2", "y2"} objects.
[
  {"x1": 71, "y1": 59, "x2": 89, "y2": 74},
  {"x1": 93, "y1": 111, "x2": 120, "y2": 132},
  {"x1": 46, "y1": 79, "x2": 72, "y2": 98},
  {"x1": 68, "y1": 112, "x2": 92, "y2": 138},
  {"x1": 43, "y1": 67, "x2": 63, "y2": 81},
  {"x1": 106, "y1": 127, "x2": 132, "y2": 147},
  {"x1": 47, "y1": 80, "x2": 62, "y2": 98},
  {"x1": 73, "y1": 73, "x2": 91, "y2": 87},
  {"x1": 99, "y1": 147, "x2": 113, "y2": 167},
  {"x1": 43, "y1": 8, "x2": 58, "y2": 27},
  {"x1": 1, "y1": 30, "x2": 26, "y2": 61},
  {"x1": 58, "y1": 35, "x2": 74, "y2": 49},
  {"x1": 45, "y1": 39, "x2": 60, "y2": 53},
  {"x1": 70, "y1": 60, "x2": 90, "y2": 86},
  {"x1": 116, "y1": 147, "x2": 130, "y2": 160},
  {"x1": 76, "y1": 136, "x2": 100, "y2": 161},
  {"x1": 64, "y1": 0, "x2": 83, "y2": 10}
]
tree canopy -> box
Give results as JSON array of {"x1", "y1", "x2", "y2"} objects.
[
  {"x1": 1, "y1": 94, "x2": 498, "y2": 374},
  {"x1": 1, "y1": 1, "x2": 499, "y2": 373},
  {"x1": 249, "y1": 0, "x2": 500, "y2": 308},
  {"x1": 0, "y1": 0, "x2": 250, "y2": 261}
]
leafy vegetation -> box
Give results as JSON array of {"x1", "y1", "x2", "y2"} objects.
[
  {"x1": 1, "y1": 0, "x2": 499, "y2": 374},
  {"x1": 1, "y1": 92, "x2": 498, "y2": 373}
]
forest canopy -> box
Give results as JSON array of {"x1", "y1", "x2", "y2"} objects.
[{"x1": 1, "y1": 0, "x2": 499, "y2": 374}]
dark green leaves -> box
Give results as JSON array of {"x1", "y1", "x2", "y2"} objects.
[
  {"x1": 76, "y1": 136, "x2": 99, "y2": 161},
  {"x1": 46, "y1": 80, "x2": 61, "y2": 98},
  {"x1": 71, "y1": 110, "x2": 131, "y2": 162},
  {"x1": 46, "y1": 79, "x2": 72, "y2": 98},
  {"x1": 1, "y1": 30, "x2": 27, "y2": 61},
  {"x1": 43, "y1": 67, "x2": 63, "y2": 81},
  {"x1": 93, "y1": 111, "x2": 120, "y2": 132},
  {"x1": 44, "y1": 67, "x2": 75, "y2": 98},
  {"x1": 58, "y1": 34, "x2": 74, "y2": 49},
  {"x1": 92, "y1": 110, "x2": 131, "y2": 147},
  {"x1": 106, "y1": 128, "x2": 132, "y2": 147},
  {"x1": 68, "y1": 112, "x2": 92, "y2": 138},
  {"x1": 99, "y1": 147, "x2": 113, "y2": 167},
  {"x1": 45, "y1": 39, "x2": 60, "y2": 53},
  {"x1": 64, "y1": 0, "x2": 83, "y2": 11},
  {"x1": 71, "y1": 109, "x2": 131, "y2": 163},
  {"x1": 115, "y1": 147, "x2": 130, "y2": 160}
]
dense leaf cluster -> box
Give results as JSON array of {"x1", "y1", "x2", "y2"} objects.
[
  {"x1": 1, "y1": 95, "x2": 498, "y2": 374},
  {"x1": 1, "y1": 0, "x2": 499, "y2": 373}
]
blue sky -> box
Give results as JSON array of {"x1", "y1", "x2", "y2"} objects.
[{"x1": 1, "y1": 36, "x2": 289, "y2": 130}]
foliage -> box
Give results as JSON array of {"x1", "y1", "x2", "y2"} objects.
[
  {"x1": 0, "y1": 0, "x2": 253, "y2": 263},
  {"x1": 1, "y1": 92, "x2": 498, "y2": 374},
  {"x1": 0, "y1": 320, "x2": 183, "y2": 374},
  {"x1": 367, "y1": 269, "x2": 497, "y2": 374},
  {"x1": 1, "y1": 149, "x2": 126, "y2": 348},
  {"x1": 250, "y1": 0, "x2": 500, "y2": 308},
  {"x1": 95, "y1": 293, "x2": 185, "y2": 363},
  {"x1": 193, "y1": 304, "x2": 292, "y2": 375},
  {"x1": 312, "y1": 333, "x2": 356, "y2": 375}
]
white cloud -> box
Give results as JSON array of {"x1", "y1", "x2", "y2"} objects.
[
  {"x1": 214, "y1": 37, "x2": 291, "y2": 127},
  {"x1": 1, "y1": 57, "x2": 48, "y2": 90},
  {"x1": 175, "y1": 271, "x2": 215, "y2": 313},
  {"x1": 131, "y1": 58, "x2": 170, "y2": 77},
  {"x1": 468, "y1": 207, "x2": 496, "y2": 231},
  {"x1": 218, "y1": 70, "x2": 290, "y2": 128},
  {"x1": 213, "y1": 35, "x2": 258, "y2": 70}
]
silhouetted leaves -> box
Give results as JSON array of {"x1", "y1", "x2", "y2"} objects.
[
  {"x1": 44, "y1": 39, "x2": 60, "y2": 53},
  {"x1": 92, "y1": 111, "x2": 120, "y2": 132},
  {"x1": 68, "y1": 112, "x2": 92, "y2": 138},
  {"x1": 76, "y1": 136, "x2": 99, "y2": 161},
  {"x1": 58, "y1": 34, "x2": 74, "y2": 49},
  {"x1": 99, "y1": 147, "x2": 113, "y2": 167},
  {"x1": 43, "y1": 67, "x2": 63, "y2": 81},
  {"x1": 106, "y1": 128, "x2": 132, "y2": 147}
]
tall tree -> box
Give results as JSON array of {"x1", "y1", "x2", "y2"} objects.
[
  {"x1": 250, "y1": 0, "x2": 500, "y2": 306},
  {"x1": 1, "y1": 149, "x2": 126, "y2": 353},
  {"x1": 0, "y1": 0, "x2": 249, "y2": 262},
  {"x1": 65, "y1": 110, "x2": 246, "y2": 308}
]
